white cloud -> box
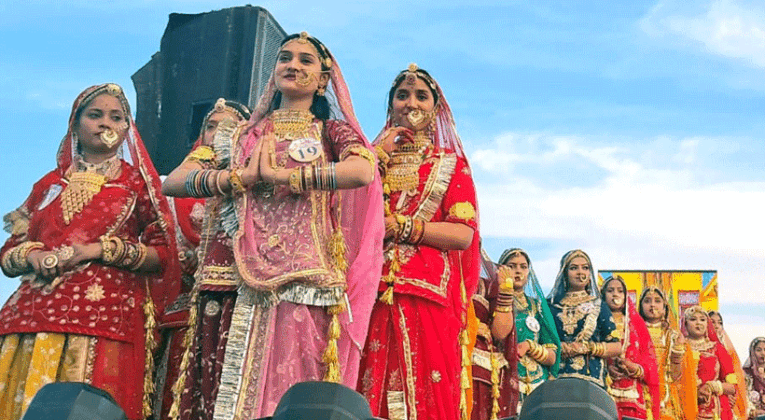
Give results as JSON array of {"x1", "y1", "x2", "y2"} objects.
[
  {"x1": 471, "y1": 131, "x2": 765, "y2": 304},
  {"x1": 640, "y1": 0, "x2": 765, "y2": 68}
]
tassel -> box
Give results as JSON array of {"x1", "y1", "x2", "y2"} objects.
[
  {"x1": 142, "y1": 285, "x2": 158, "y2": 418},
  {"x1": 322, "y1": 303, "x2": 344, "y2": 383},
  {"x1": 490, "y1": 351, "x2": 501, "y2": 420},
  {"x1": 328, "y1": 228, "x2": 348, "y2": 273},
  {"x1": 379, "y1": 286, "x2": 394, "y2": 304}
]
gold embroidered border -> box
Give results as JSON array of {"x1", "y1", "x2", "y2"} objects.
[
  {"x1": 398, "y1": 306, "x2": 417, "y2": 420},
  {"x1": 104, "y1": 191, "x2": 137, "y2": 235},
  {"x1": 608, "y1": 384, "x2": 640, "y2": 400},
  {"x1": 413, "y1": 153, "x2": 457, "y2": 222},
  {"x1": 472, "y1": 347, "x2": 509, "y2": 371},
  {"x1": 392, "y1": 251, "x2": 450, "y2": 298}
]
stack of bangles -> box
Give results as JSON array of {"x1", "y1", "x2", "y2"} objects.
[
  {"x1": 494, "y1": 282, "x2": 514, "y2": 314},
  {"x1": 705, "y1": 380, "x2": 724, "y2": 396},
  {"x1": 589, "y1": 341, "x2": 607, "y2": 357},
  {"x1": 99, "y1": 235, "x2": 148, "y2": 271},
  {"x1": 1, "y1": 241, "x2": 45, "y2": 275},
  {"x1": 185, "y1": 169, "x2": 230, "y2": 197},
  {"x1": 525, "y1": 339, "x2": 548, "y2": 362},
  {"x1": 392, "y1": 214, "x2": 425, "y2": 245},
  {"x1": 289, "y1": 163, "x2": 337, "y2": 194}
]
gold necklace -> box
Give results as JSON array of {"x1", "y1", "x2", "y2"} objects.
[
  {"x1": 270, "y1": 108, "x2": 314, "y2": 140},
  {"x1": 61, "y1": 155, "x2": 121, "y2": 225},
  {"x1": 386, "y1": 131, "x2": 432, "y2": 192}
]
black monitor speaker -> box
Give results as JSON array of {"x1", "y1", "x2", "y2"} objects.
[
  {"x1": 22, "y1": 382, "x2": 126, "y2": 420},
  {"x1": 519, "y1": 377, "x2": 618, "y2": 420}
]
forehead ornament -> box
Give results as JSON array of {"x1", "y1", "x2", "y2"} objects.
[{"x1": 405, "y1": 63, "x2": 418, "y2": 85}]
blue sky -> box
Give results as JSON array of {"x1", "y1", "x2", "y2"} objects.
[{"x1": 1, "y1": 0, "x2": 763, "y2": 356}]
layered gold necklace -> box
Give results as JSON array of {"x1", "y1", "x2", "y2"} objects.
[
  {"x1": 386, "y1": 131, "x2": 432, "y2": 192},
  {"x1": 61, "y1": 155, "x2": 121, "y2": 224}
]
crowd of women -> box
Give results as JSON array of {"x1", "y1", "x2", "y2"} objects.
[{"x1": 0, "y1": 31, "x2": 763, "y2": 420}]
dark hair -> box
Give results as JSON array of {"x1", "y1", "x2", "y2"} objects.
[
  {"x1": 268, "y1": 33, "x2": 333, "y2": 121},
  {"x1": 707, "y1": 310, "x2": 723, "y2": 325},
  {"x1": 387, "y1": 67, "x2": 440, "y2": 113}
]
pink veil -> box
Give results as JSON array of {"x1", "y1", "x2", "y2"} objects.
[{"x1": 234, "y1": 36, "x2": 384, "y2": 388}]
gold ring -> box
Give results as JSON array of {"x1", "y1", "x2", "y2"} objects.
[{"x1": 41, "y1": 254, "x2": 59, "y2": 269}]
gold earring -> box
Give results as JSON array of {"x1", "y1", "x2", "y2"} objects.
[{"x1": 317, "y1": 85, "x2": 326, "y2": 96}]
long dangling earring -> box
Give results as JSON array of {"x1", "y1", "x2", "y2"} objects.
[{"x1": 317, "y1": 84, "x2": 326, "y2": 96}]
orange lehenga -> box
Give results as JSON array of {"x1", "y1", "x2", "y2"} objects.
[{"x1": 0, "y1": 84, "x2": 178, "y2": 420}]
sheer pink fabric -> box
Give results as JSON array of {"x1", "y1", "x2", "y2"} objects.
[{"x1": 234, "y1": 44, "x2": 384, "y2": 389}]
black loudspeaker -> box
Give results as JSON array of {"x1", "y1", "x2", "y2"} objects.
[
  {"x1": 252, "y1": 381, "x2": 376, "y2": 420},
  {"x1": 22, "y1": 382, "x2": 127, "y2": 420},
  {"x1": 519, "y1": 378, "x2": 618, "y2": 420},
  {"x1": 623, "y1": 417, "x2": 641, "y2": 420}
]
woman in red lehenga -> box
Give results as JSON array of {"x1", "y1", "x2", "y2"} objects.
[
  {"x1": 165, "y1": 32, "x2": 384, "y2": 420},
  {"x1": 743, "y1": 337, "x2": 765, "y2": 419},
  {"x1": 154, "y1": 98, "x2": 250, "y2": 420},
  {"x1": 683, "y1": 305, "x2": 738, "y2": 420},
  {"x1": 358, "y1": 64, "x2": 481, "y2": 420},
  {"x1": 708, "y1": 311, "x2": 749, "y2": 420},
  {"x1": 0, "y1": 83, "x2": 179, "y2": 420},
  {"x1": 601, "y1": 276, "x2": 661, "y2": 420}
]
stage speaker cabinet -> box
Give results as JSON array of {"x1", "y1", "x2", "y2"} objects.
[
  {"x1": 519, "y1": 377, "x2": 618, "y2": 420},
  {"x1": 22, "y1": 382, "x2": 127, "y2": 420}
]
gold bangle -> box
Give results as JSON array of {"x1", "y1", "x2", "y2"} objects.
[
  {"x1": 229, "y1": 169, "x2": 246, "y2": 194},
  {"x1": 100, "y1": 235, "x2": 115, "y2": 264},
  {"x1": 494, "y1": 305, "x2": 512, "y2": 314},
  {"x1": 289, "y1": 167, "x2": 303, "y2": 194}
]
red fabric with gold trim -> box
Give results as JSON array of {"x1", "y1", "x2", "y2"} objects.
[
  {"x1": 381, "y1": 154, "x2": 478, "y2": 306},
  {"x1": 0, "y1": 162, "x2": 169, "y2": 341}
]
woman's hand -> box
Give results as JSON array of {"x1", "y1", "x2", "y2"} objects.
[
  {"x1": 698, "y1": 382, "x2": 712, "y2": 403},
  {"x1": 60, "y1": 243, "x2": 101, "y2": 271},
  {"x1": 608, "y1": 361, "x2": 625, "y2": 380},
  {"x1": 517, "y1": 340, "x2": 531, "y2": 358},
  {"x1": 384, "y1": 215, "x2": 398, "y2": 240},
  {"x1": 257, "y1": 134, "x2": 290, "y2": 185},
  {"x1": 497, "y1": 265, "x2": 513, "y2": 283},
  {"x1": 241, "y1": 137, "x2": 265, "y2": 187},
  {"x1": 378, "y1": 127, "x2": 414, "y2": 154},
  {"x1": 27, "y1": 250, "x2": 58, "y2": 279}
]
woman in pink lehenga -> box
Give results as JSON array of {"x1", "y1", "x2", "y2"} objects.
[{"x1": 165, "y1": 32, "x2": 384, "y2": 420}]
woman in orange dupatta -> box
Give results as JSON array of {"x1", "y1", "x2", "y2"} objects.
[
  {"x1": 639, "y1": 287, "x2": 696, "y2": 420},
  {"x1": 0, "y1": 83, "x2": 179, "y2": 420}
]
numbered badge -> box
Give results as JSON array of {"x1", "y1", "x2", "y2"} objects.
[
  {"x1": 288, "y1": 137, "x2": 323, "y2": 162},
  {"x1": 526, "y1": 316, "x2": 541, "y2": 333}
]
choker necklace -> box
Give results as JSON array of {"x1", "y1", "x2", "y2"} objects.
[{"x1": 270, "y1": 109, "x2": 314, "y2": 140}]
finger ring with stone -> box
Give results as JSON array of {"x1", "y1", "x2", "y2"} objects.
[{"x1": 42, "y1": 254, "x2": 59, "y2": 269}]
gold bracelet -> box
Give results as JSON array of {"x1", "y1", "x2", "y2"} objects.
[
  {"x1": 229, "y1": 169, "x2": 246, "y2": 194},
  {"x1": 289, "y1": 167, "x2": 303, "y2": 194},
  {"x1": 100, "y1": 235, "x2": 115, "y2": 264},
  {"x1": 494, "y1": 305, "x2": 512, "y2": 314}
]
